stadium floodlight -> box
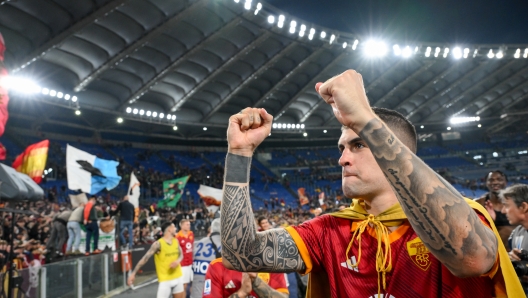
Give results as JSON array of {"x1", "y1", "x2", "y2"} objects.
[
  {"x1": 420, "y1": 125, "x2": 424, "y2": 129},
  {"x1": 450, "y1": 116, "x2": 480, "y2": 124},
  {"x1": 117, "y1": 117, "x2": 123, "y2": 123},
  {"x1": 443, "y1": 47, "x2": 449, "y2": 58},
  {"x1": 463, "y1": 48, "x2": 470, "y2": 58},
  {"x1": 342, "y1": 42, "x2": 347, "y2": 49},
  {"x1": 57, "y1": 92, "x2": 63, "y2": 99},
  {"x1": 139, "y1": 109, "x2": 145, "y2": 115},
  {"x1": 289, "y1": 21, "x2": 296, "y2": 34},
  {"x1": 447, "y1": 127, "x2": 451, "y2": 130},
  {"x1": 203, "y1": 127, "x2": 207, "y2": 131},
  {"x1": 277, "y1": 123, "x2": 282, "y2": 129},
  {"x1": 173, "y1": 126, "x2": 178, "y2": 131},
  {"x1": 320, "y1": 31, "x2": 326, "y2": 38},
  {"x1": 172, "y1": 115, "x2": 176, "y2": 120},
  {"x1": 524, "y1": 48, "x2": 528, "y2": 58},
  {"x1": 299, "y1": 30, "x2": 305, "y2": 37},
  {"x1": 425, "y1": 47, "x2": 431, "y2": 57},
  {"x1": 72, "y1": 96, "x2": 78, "y2": 102},
  {"x1": 496, "y1": 51, "x2": 503, "y2": 59},
  {"x1": 254, "y1": 2, "x2": 262, "y2": 15},
  {"x1": 364, "y1": 40, "x2": 387, "y2": 57},
  {"x1": 272, "y1": 123, "x2": 277, "y2": 128},
  {"x1": 244, "y1": 0, "x2": 252, "y2": 10},
  {"x1": 295, "y1": 124, "x2": 300, "y2": 129},
  {"x1": 300, "y1": 124, "x2": 305, "y2": 129},
  {"x1": 146, "y1": 110, "x2": 151, "y2": 116},
  {"x1": 152, "y1": 111, "x2": 158, "y2": 117},
  {"x1": 329, "y1": 34, "x2": 335, "y2": 44},
  {"x1": 133, "y1": 108, "x2": 138, "y2": 114},
  {"x1": 159, "y1": 113, "x2": 164, "y2": 118},
  {"x1": 42, "y1": 88, "x2": 49, "y2": 95},
  {"x1": 492, "y1": 152, "x2": 499, "y2": 157},
  {"x1": 75, "y1": 110, "x2": 81, "y2": 116},
  {"x1": 303, "y1": 132, "x2": 308, "y2": 137},
  {"x1": 49, "y1": 90, "x2": 57, "y2": 97},
  {"x1": 64, "y1": 94, "x2": 71, "y2": 100},
  {"x1": 167, "y1": 114, "x2": 172, "y2": 119},
  {"x1": 278, "y1": 15, "x2": 285, "y2": 28},
  {"x1": 3, "y1": 76, "x2": 41, "y2": 94},
  {"x1": 309, "y1": 28, "x2": 315, "y2": 36},
  {"x1": 267, "y1": 15, "x2": 275, "y2": 24},
  {"x1": 434, "y1": 47, "x2": 441, "y2": 57},
  {"x1": 234, "y1": 0, "x2": 239, "y2": 2},
  {"x1": 452, "y1": 47, "x2": 462, "y2": 59},
  {"x1": 393, "y1": 45, "x2": 401, "y2": 56},
  {"x1": 287, "y1": 123, "x2": 291, "y2": 128},
  {"x1": 514, "y1": 49, "x2": 521, "y2": 59},
  {"x1": 478, "y1": 123, "x2": 482, "y2": 128},
  {"x1": 352, "y1": 39, "x2": 359, "y2": 50},
  {"x1": 323, "y1": 130, "x2": 327, "y2": 133},
  {"x1": 487, "y1": 49, "x2": 495, "y2": 58},
  {"x1": 402, "y1": 46, "x2": 412, "y2": 58},
  {"x1": 126, "y1": 107, "x2": 132, "y2": 113}
]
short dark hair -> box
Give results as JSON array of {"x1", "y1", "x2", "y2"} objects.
[
  {"x1": 485, "y1": 170, "x2": 508, "y2": 182},
  {"x1": 257, "y1": 217, "x2": 268, "y2": 225},
  {"x1": 161, "y1": 222, "x2": 173, "y2": 233},
  {"x1": 500, "y1": 184, "x2": 528, "y2": 207},
  {"x1": 342, "y1": 107, "x2": 417, "y2": 153}
]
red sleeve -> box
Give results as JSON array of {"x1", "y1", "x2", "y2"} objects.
[
  {"x1": 203, "y1": 259, "x2": 224, "y2": 297},
  {"x1": 83, "y1": 201, "x2": 93, "y2": 221},
  {"x1": 285, "y1": 215, "x2": 328, "y2": 274},
  {"x1": 269, "y1": 273, "x2": 289, "y2": 295}
]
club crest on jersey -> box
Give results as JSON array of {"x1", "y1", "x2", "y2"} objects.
[
  {"x1": 257, "y1": 273, "x2": 270, "y2": 284},
  {"x1": 406, "y1": 237, "x2": 432, "y2": 271}
]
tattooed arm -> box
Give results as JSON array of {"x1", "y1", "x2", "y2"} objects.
[
  {"x1": 251, "y1": 275, "x2": 289, "y2": 298},
  {"x1": 317, "y1": 70, "x2": 497, "y2": 277},
  {"x1": 127, "y1": 241, "x2": 160, "y2": 285},
  {"x1": 221, "y1": 154, "x2": 305, "y2": 273},
  {"x1": 222, "y1": 108, "x2": 305, "y2": 273}
]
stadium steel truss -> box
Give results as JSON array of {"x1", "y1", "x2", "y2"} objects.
[{"x1": 1, "y1": 0, "x2": 528, "y2": 145}]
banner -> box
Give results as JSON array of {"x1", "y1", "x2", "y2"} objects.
[
  {"x1": 298, "y1": 188, "x2": 309, "y2": 206},
  {"x1": 67, "y1": 144, "x2": 121, "y2": 194},
  {"x1": 12, "y1": 140, "x2": 49, "y2": 183},
  {"x1": 157, "y1": 176, "x2": 190, "y2": 208},
  {"x1": 78, "y1": 220, "x2": 116, "y2": 253},
  {"x1": 197, "y1": 184, "x2": 222, "y2": 213}
]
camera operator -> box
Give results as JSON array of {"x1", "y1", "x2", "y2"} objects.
[{"x1": 500, "y1": 184, "x2": 528, "y2": 294}]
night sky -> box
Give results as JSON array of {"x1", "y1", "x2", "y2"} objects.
[{"x1": 265, "y1": 0, "x2": 528, "y2": 44}]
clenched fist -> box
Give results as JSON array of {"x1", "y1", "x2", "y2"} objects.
[
  {"x1": 315, "y1": 70, "x2": 376, "y2": 132},
  {"x1": 227, "y1": 108, "x2": 273, "y2": 157}
]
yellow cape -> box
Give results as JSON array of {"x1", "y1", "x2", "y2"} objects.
[{"x1": 303, "y1": 198, "x2": 524, "y2": 297}]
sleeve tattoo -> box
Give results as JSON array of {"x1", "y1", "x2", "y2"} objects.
[
  {"x1": 252, "y1": 277, "x2": 289, "y2": 298},
  {"x1": 359, "y1": 118, "x2": 497, "y2": 276},
  {"x1": 221, "y1": 154, "x2": 306, "y2": 273},
  {"x1": 131, "y1": 241, "x2": 160, "y2": 275}
]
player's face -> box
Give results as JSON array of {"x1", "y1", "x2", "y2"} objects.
[
  {"x1": 181, "y1": 221, "x2": 190, "y2": 232},
  {"x1": 501, "y1": 198, "x2": 526, "y2": 226},
  {"x1": 338, "y1": 128, "x2": 392, "y2": 200},
  {"x1": 486, "y1": 172, "x2": 507, "y2": 194},
  {"x1": 168, "y1": 224, "x2": 177, "y2": 236}
]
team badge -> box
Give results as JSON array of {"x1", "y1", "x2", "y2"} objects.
[
  {"x1": 257, "y1": 273, "x2": 270, "y2": 284},
  {"x1": 406, "y1": 237, "x2": 432, "y2": 271}
]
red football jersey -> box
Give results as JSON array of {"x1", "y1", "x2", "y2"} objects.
[
  {"x1": 287, "y1": 212, "x2": 505, "y2": 298},
  {"x1": 203, "y1": 258, "x2": 289, "y2": 298},
  {"x1": 176, "y1": 230, "x2": 194, "y2": 266}
]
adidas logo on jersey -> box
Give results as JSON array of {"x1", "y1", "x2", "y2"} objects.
[
  {"x1": 341, "y1": 256, "x2": 359, "y2": 272},
  {"x1": 225, "y1": 280, "x2": 236, "y2": 289}
]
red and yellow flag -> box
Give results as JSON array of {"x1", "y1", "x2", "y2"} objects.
[{"x1": 12, "y1": 140, "x2": 49, "y2": 183}]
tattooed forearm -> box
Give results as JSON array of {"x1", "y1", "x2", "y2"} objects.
[
  {"x1": 221, "y1": 153, "x2": 305, "y2": 273},
  {"x1": 132, "y1": 241, "x2": 159, "y2": 275},
  {"x1": 358, "y1": 118, "x2": 497, "y2": 276},
  {"x1": 252, "y1": 277, "x2": 289, "y2": 298}
]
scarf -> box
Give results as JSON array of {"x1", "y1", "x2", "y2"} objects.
[{"x1": 304, "y1": 198, "x2": 524, "y2": 297}]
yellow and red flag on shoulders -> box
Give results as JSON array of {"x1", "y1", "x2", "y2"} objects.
[{"x1": 12, "y1": 140, "x2": 49, "y2": 183}]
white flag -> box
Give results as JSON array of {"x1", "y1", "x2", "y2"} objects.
[
  {"x1": 197, "y1": 185, "x2": 222, "y2": 213},
  {"x1": 128, "y1": 172, "x2": 140, "y2": 208},
  {"x1": 69, "y1": 193, "x2": 87, "y2": 208}
]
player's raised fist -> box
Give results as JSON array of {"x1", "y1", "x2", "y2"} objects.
[
  {"x1": 315, "y1": 70, "x2": 375, "y2": 131},
  {"x1": 227, "y1": 107, "x2": 273, "y2": 157}
]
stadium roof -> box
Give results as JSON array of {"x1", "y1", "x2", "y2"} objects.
[{"x1": 2, "y1": 0, "x2": 528, "y2": 146}]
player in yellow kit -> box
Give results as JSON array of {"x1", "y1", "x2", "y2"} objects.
[{"x1": 128, "y1": 222, "x2": 184, "y2": 298}]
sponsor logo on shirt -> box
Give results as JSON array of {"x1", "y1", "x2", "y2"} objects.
[
  {"x1": 204, "y1": 279, "x2": 211, "y2": 295},
  {"x1": 192, "y1": 260, "x2": 210, "y2": 275},
  {"x1": 225, "y1": 280, "x2": 236, "y2": 289},
  {"x1": 406, "y1": 237, "x2": 432, "y2": 271},
  {"x1": 341, "y1": 255, "x2": 359, "y2": 272}
]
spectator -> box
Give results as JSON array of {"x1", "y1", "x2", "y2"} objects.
[
  {"x1": 47, "y1": 206, "x2": 71, "y2": 256},
  {"x1": 66, "y1": 203, "x2": 85, "y2": 255},
  {"x1": 257, "y1": 216, "x2": 271, "y2": 231},
  {"x1": 111, "y1": 195, "x2": 135, "y2": 249},
  {"x1": 83, "y1": 196, "x2": 102, "y2": 255}
]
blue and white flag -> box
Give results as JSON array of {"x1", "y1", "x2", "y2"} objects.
[{"x1": 66, "y1": 144, "x2": 121, "y2": 194}]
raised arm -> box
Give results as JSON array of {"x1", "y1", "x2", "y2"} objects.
[
  {"x1": 221, "y1": 108, "x2": 305, "y2": 273},
  {"x1": 316, "y1": 70, "x2": 497, "y2": 277},
  {"x1": 127, "y1": 241, "x2": 160, "y2": 285}
]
